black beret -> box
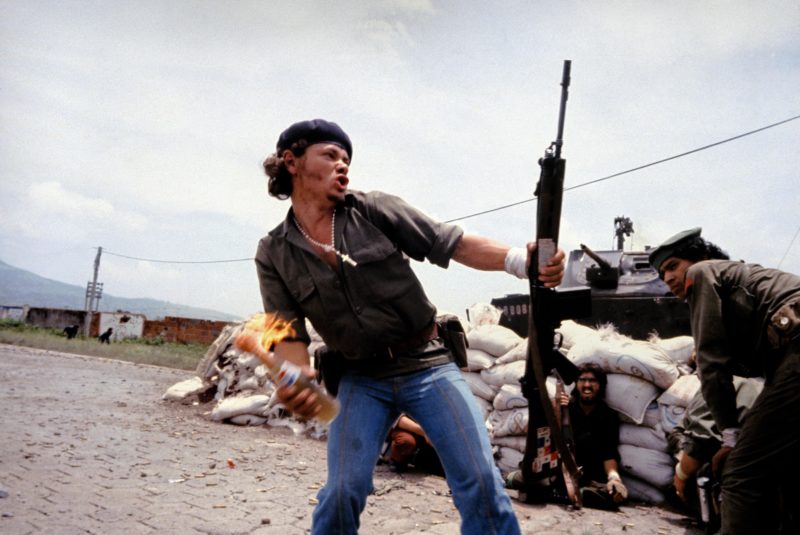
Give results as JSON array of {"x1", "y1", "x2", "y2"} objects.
[
  {"x1": 276, "y1": 119, "x2": 352, "y2": 160},
  {"x1": 648, "y1": 227, "x2": 702, "y2": 271}
]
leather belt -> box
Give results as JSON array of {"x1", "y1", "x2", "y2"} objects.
[{"x1": 376, "y1": 322, "x2": 440, "y2": 360}]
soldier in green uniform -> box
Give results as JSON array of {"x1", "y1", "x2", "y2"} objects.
[{"x1": 649, "y1": 228, "x2": 800, "y2": 535}]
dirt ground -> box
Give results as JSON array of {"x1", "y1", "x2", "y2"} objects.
[{"x1": 0, "y1": 344, "x2": 704, "y2": 534}]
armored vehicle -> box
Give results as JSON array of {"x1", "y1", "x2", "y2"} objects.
[{"x1": 490, "y1": 218, "x2": 691, "y2": 340}]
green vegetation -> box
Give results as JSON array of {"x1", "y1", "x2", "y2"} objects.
[{"x1": 0, "y1": 320, "x2": 207, "y2": 370}]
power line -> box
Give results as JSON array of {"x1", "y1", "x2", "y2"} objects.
[
  {"x1": 777, "y1": 224, "x2": 800, "y2": 269},
  {"x1": 445, "y1": 113, "x2": 800, "y2": 223},
  {"x1": 103, "y1": 250, "x2": 252, "y2": 264}
]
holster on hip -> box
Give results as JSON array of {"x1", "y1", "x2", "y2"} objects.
[{"x1": 435, "y1": 314, "x2": 469, "y2": 369}]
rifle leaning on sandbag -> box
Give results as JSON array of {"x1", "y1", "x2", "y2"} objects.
[{"x1": 517, "y1": 60, "x2": 592, "y2": 506}]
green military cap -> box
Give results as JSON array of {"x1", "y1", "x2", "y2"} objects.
[{"x1": 648, "y1": 227, "x2": 702, "y2": 271}]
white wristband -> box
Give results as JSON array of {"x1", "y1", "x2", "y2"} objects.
[
  {"x1": 504, "y1": 247, "x2": 528, "y2": 279},
  {"x1": 721, "y1": 428, "x2": 741, "y2": 448}
]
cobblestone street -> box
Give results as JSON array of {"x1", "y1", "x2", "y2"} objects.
[{"x1": 0, "y1": 344, "x2": 702, "y2": 534}]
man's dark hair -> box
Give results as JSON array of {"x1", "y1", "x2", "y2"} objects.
[
  {"x1": 572, "y1": 362, "x2": 607, "y2": 400},
  {"x1": 670, "y1": 236, "x2": 730, "y2": 263},
  {"x1": 262, "y1": 139, "x2": 309, "y2": 199}
]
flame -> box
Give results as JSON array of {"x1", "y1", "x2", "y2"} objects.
[{"x1": 242, "y1": 313, "x2": 296, "y2": 352}]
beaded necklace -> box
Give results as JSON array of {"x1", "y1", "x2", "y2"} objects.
[{"x1": 293, "y1": 210, "x2": 358, "y2": 267}]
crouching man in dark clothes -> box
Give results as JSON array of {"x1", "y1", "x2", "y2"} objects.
[
  {"x1": 558, "y1": 363, "x2": 627, "y2": 509},
  {"x1": 98, "y1": 328, "x2": 113, "y2": 343},
  {"x1": 670, "y1": 377, "x2": 764, "y2": 531},
  {"x1": 649, "y1": 227, "x2": 800, "y2": 535},
  {"x1": 256, "y1": 119, "x2": 567, "y2": 534}
]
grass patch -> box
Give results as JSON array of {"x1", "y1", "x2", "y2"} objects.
[{"x1": 0, "y1": 320, "x2": 206, "y2": 371}]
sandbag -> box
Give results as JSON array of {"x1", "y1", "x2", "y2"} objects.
[
  {"x1": 650, "y1": 334, "x2": 694, "y2": 367},
  {"x1": 464, "y1": 348, "x2": 496, "y2": 371},
  {"x1": 619, "y1": 423, "x2": 668, "y2": 451},
  {"x1": 619, "y1": 400, "x2": 661, "y2": 429},
  {"x1": 657, "y1": 374, "x2": 701, "y2": 408},
  {"x1": 604, "y1": 374, "x2": 661, "y2": 425},
  {"x1": 481, "y1": 360, "x2": 525, "y2": 387},
  {"x1": 228, "y1": 414, "x2": 268, "y2": 426},
  {"x1": 210, "y1": 394, "x2": 272, "y2": 421},
  {"x1": 658, "y1": 404, "x2": 686, "y2": 434},
  {"x1": 493, "y1": 384, "x2": 528, "y2": 410},
  {"x1": 496, "y1": 446, "x2": 524, "y2": 476},
  {"x1": 488, "y1": 407, "x2": 528, "y2": 438},
  {"x1": 467, "y1": 324, "x2": 523, "y2": 357},
  {"x1": 462, "y1": 371, "x2": 499, "y2": 401},
  {"x1": 466, "y1": 303, "x2": 503, "y2": 327},
  {"x1": 567, "y1": 334, "x2": 680, "y2": 389},
  {"x1": 622, "y1": 474, "x2": 666, "y2": 504},
  {"x1": 555, "y1": 319, "x2": 599, "y2": 351},
  {"x1": 495, "y1": 341, "x2": 527, "y2": 365},
  {"x1": 619, "y1": 444, "x2": 674, "y2": 489},
  {"x1": 162, "y1": 376, "x2": 208, "y2": 401},
  {"x1": 491, "y1": 435, "x2": 526, "y2": 451}
]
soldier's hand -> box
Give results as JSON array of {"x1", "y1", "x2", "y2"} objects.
[
  {"x1": 558, "y1": 392, "x2": 570, "y2": 407},
  {"x1": 606, "y1": 477, "x2": 628, "y2": 503},
  {"x1": 275, "y1": 365, "x2": 322, "y2": 420}
]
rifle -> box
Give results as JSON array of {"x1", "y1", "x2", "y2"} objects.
[{"x1": 518, "y1": 60, "x2": 591, "y2": 506}]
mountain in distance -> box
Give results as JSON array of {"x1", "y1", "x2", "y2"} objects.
[{"x1": 0, "y1": 259, "x2": 241, "y2": 322}]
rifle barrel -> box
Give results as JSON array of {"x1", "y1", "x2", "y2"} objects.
[{"x1": 554, "y1": 60, "x2": 571, "y2": 159}]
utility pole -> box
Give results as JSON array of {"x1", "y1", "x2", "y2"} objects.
[{"x1": 83, "y1": 247, "x2": 103, "y2": 337}]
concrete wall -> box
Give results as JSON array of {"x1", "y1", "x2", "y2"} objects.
[
  {"x1": 142, "y1": 316, "x2": 232, "y2": 345},
  {"x1": 24, "y1": 307, "x2": 86, "y2": 331},
  {"x1": 94, "y1": 312, "x2": 146, "y2": 341},
  {"x1": 0, "y1": 306, "x2": 26, "y2": 321}
]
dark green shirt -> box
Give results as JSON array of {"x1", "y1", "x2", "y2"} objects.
[
  {"x1": 255, "y1": 190, "x2": 463, "y2": 373},
  {"x1": 686, "y1": 260, "x2": 800, "y2": 430}
]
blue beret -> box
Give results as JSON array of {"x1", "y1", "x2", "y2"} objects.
[
  {"x1": 648, "y1": 227, "x2": 702, "y2": 271},
  {"x1": 276, "y1": 119, "x2": 352, "y2": 160}
]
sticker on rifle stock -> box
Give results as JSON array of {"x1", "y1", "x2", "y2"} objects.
[
  {"x1": 537, "y1": 238, "x2": 556, "y2": 273},
  {"x1": 533, "y1": 426, "x2": 557, "y2": 473}
]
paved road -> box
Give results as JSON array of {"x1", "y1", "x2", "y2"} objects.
[{"x1": 0, "y1": 344, "x2": 703, "y2": 534}]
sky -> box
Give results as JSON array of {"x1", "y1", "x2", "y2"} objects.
[{"x1": 1, "y1": 0, "x2": 798, "y2": 320}]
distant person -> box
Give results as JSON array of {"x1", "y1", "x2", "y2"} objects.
[
  {"x1": 98, "y1": 328, "x2": 113, "y2": 344},
  {"x1": 649, "y1": 227, "x2": 800, "y2": 535},
  {"x1": 63, "y1": 325, "x2": 79, "y2": 339},
  {"x1": 558, "y1": 363, "x2": 628, "y2": 509}
]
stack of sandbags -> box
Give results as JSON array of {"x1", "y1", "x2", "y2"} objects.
[
  {"x1": 162, "y1": 319, "x2": 329, "y2": 438},
  {"x1": 565, "y1": 324, "x2": 692, "y2": 502}
]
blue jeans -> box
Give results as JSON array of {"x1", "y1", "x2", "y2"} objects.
[{"x1": 311, "y1": 362, "x2": 520, "y2": 535}]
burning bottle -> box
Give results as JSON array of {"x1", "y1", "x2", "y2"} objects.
[{"x1": 235, "y1": 313, "x2": 340, "y2": 423}]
